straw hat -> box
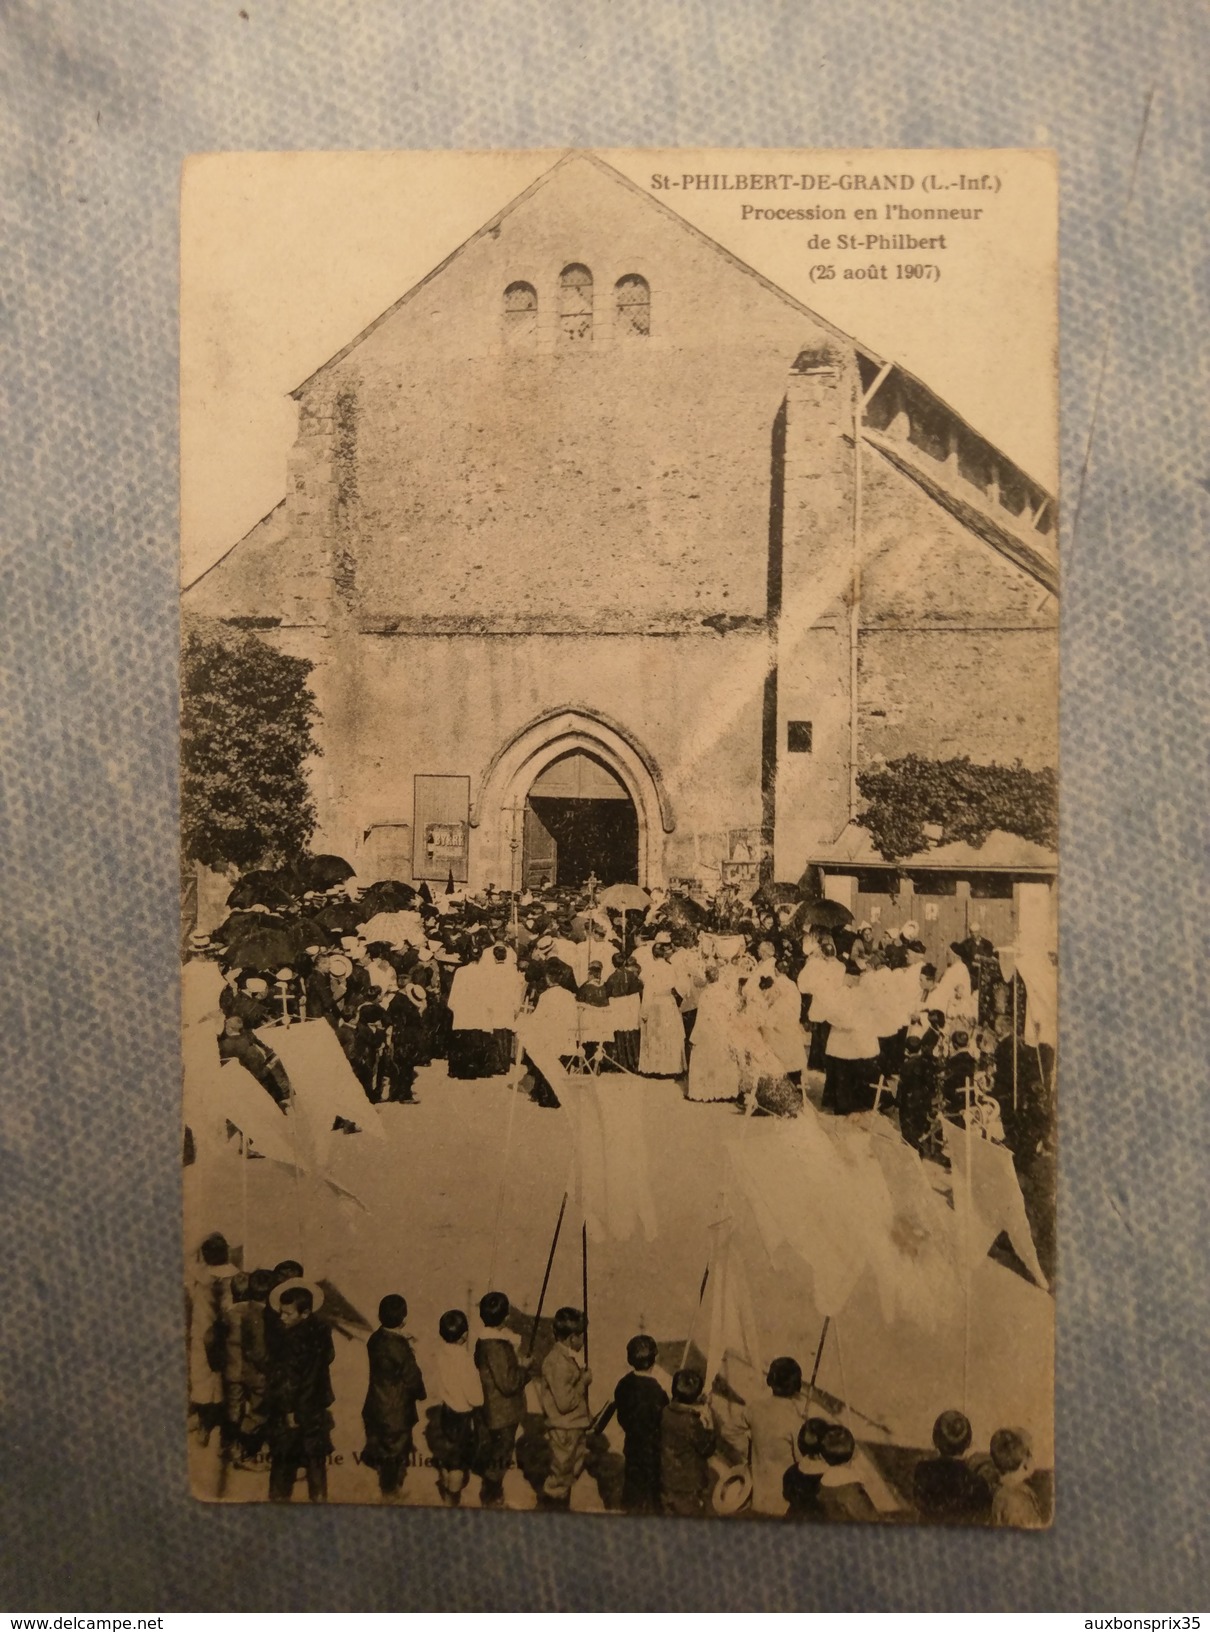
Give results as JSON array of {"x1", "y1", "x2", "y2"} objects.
[
  {"x1": 268, "y1": 1276, "x2": 325, "y2": 1314},
  {"x1": 711, "y1": 1465, "x2": 752, "y2": 1515}
]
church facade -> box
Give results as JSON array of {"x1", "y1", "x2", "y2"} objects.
[{"x1": 185, "y1": 153, "x2": 1057, "y2": 947}]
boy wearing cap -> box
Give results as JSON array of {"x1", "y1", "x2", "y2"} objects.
[
  {"x1": 942, "y1": 1030, "x2": 980, "y2": 1122},
  {"x1": 896, "y1": 1034, "x2": 938, "y2": 1154}
]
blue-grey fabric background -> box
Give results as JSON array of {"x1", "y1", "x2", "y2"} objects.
[{"x1": 1, "y1": 0, "x2": 1206, "y2": 1611}]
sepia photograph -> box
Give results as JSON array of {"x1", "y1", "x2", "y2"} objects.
[{"x1": 179, "y1": 146, "x2": 1058, "y2": 1524}]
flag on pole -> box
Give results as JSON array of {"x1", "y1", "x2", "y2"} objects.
[
  {"x1": 520, "y1": 1025, "x2": 657, "y2": 1244},
  {"x1": 566, "y1": 1069, "x2": 658, "y2": 1243},
  {"x1": 256, "y1": 1019, "x2": 386, "y2": 1164},
  {"x1": 726, "y1": 1107, "x2": 964, "y2": 1330},
  {"x1": 943, "y1": 1120, "x2": 1049, "y2": 1290},
  {"x1": 702, "y1": 1232, "x2": 764, "y2": 1404},
  {"x1": 183, "y1": 1039, "x2": 301, "y2": 1168}
]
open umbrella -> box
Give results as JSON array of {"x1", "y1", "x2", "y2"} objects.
[
  {"x1": 598, "y1": 883, "x2": 651, "y2": 913},
  {"x1": 315, "y1": 898, "x2": 367, "y2": 937},
  {"x1": 358, "y1": 879, "x2": 418, "y2": 915},
  {"x1": 791, "y1": 897, "x2": 854, "y2": 932},
  {"x1": 658, "y1": 892, "x2": 708, "y2": 930},
  {"x1": 212, "y1": 908, "x2": 292, "y2": 947},
  {"x1": 796, "y1": 864, "x2": 828, "y2": 901},
  {"x1": 226, "y1": 874, "x2": 295, "y2": 912},
  {"x1": 300, "y1": 854, "x2": 356, "y2": 892},
  {"x1": 295, "y1": 915, "x2": 336, "y2": 951},
  {"x1": 752, "y1": 881, "x2": 804, "y2": 910},
  {"x1": 598, "y1": 883, "x2": 651, "y2": 956},
  {"x1": 223, "y1": 922, "x2": 303, "y2": 972},
  {"x1": 360, "y1": 909, "x2": 424, "y2": 949}
]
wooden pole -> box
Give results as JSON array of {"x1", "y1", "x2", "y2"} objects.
[
  {"x1": 833, "y1": 1317, "x2": 851, "y2": 1427},
  {"x1": 532, "y1": 1190, "x2": 568, "y2": 1347},
  {"x1": 808, "y1": 1314, "x2": 831, "y2": 1396},
  {"x1": 581, "y1": 1220, "x2": 590, "y2": 1378},
  {"x1": 848, "y1": 390, "x2": 863, "y2": 820},
  {"x1": 679, "y1": 1260, "x2": 712, "y2": 1370},
  {"x1": 487, "y1": 1043, "x2": 523, "y2": 1285},
  {"x1": 285, "y1": 1099, "x2": 307, "y2": 1255},
  {"x1": 961, "y1": 1086, "x2": 976, "y2": 1417},
  {"x1": 1012, "y1": 975, "x2": 1019, "y2": 1113},
  {"x1": 240, "y1": 1130, "x2": 250, "y2": 1269}
]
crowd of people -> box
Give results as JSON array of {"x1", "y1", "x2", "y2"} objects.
[
  {"x1": 187, "y1": 1233, "x2": 1047, "y2": 1524},
  {"x1": 186, "y1": 865, "x2": 1054, "y2": 1521},
  {"x1": 186, "y1": 868, "x2": 1054, "y2": 1187}
]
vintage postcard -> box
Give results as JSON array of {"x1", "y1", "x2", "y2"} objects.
[{"x1": 181, "y1": 147, "x2": 1058, "y2": 1523}]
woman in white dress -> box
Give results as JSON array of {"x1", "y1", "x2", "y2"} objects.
[
  {"x1": 638, "y1": 936, "x2": 687, "y2": 1077},
  {"x1": 751, "y1": 967, "x2": 808, "y2": 1081}
]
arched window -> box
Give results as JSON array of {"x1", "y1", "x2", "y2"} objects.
[
  {"x1": 615, "y1": 273, "x2": 650, "y2": 337},
  {"x1": 558, "y1": 264, "x2": 593, "y2": 342},
  {"x1": 503, "y1": 280, "x2": 537, "y2": 344}
]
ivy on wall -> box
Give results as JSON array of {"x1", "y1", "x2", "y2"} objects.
[
  {"x1": 182, "y1": 616, "x2": 321, "y2": 873},
  {"x1": 854, "y1": 755, "x2": 1058, "y2": 863}
]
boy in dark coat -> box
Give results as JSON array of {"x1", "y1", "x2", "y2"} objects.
[
  {"x1": 349, "y1": 1003, "x2": 394, "y2": 1103},
  {"x1": 660, "y1": 1368, "x2": 716, "y2": 1517},
  {"x1": 613, "y1": 1334, "x2": 671, "y2": 1514},
  {"x1": 816, "y1": 1423, "x2": 879, "y2": 1522},
  {"x1": 264, "y1": 1282, "x2": 335, "y2": 1502},
  {"x1": 942, "y1": 1031, "x2": 979, "y2": 1122},
  {"x1": 473, "y1": 1290, "x2": 532, "y2": 1507},
  {"x1": 896, "y1": 1034, "x2": 937, "y2": 1154},
  {"x1": 920, "y1": 1007, "x2": 948, "y2": 1063},
  {"x1": 361, "y1": 1293, "x2": 426, "y2": 1502},
  {"x1": 913, "y1": 1409, "x2": 992, "y2": 1523}
]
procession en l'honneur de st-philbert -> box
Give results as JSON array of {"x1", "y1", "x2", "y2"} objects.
[{"x1": 182, "y1": 152, "x2": 1057, "y2": 1524}]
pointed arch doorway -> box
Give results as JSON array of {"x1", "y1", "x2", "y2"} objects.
[
  {"x1": 523, "y1": 750, "x2": 638, "y2": 889},
  {"x1": 469, "y1": 707, "x2": 675, "y2": 893}
]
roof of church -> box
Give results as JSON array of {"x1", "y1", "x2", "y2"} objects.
[
  {"x1": 289, "y1": 151, "x2": 1053, "y2": 502},
  {"x1": 184, "y1": 151, "x2": 1056, "y2": 599}
]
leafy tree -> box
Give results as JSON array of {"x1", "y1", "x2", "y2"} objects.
[
  {"x1": 854, "y1": 754, "x2": 1057, "y2": 863},
  {"x1": 181, "y1": 616, "x2": 321, "y2": 872}
]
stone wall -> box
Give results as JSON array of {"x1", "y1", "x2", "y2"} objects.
[
  {"x1": 259, "y1": 625, "x2": 769, "y2": 888},
  {"x1": 285, "y1": 155, "x2": 835, "y2": 632},
  {"x1": 187, "y1": 155, "x2": 1057, "y2": 892}
]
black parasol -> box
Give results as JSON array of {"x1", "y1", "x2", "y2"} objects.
[
  {"x1": 358, "y1": 879, "x2": 419, "y2": 915},
  {"x1": 226, "y1": 871, "x2": 297, "y2": 912},
  {"x1": 791, "y1": 897, "x2": 854, "y2": 932},
  {"x1": 300, "y1": 854, "x2": 357, "y2": 891}
]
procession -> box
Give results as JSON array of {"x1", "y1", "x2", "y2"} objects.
[
  {"x1": 180, "y1": 147, "x2": 1061, "y2": 1526},
  {"x1": 183, "y1": 857, "x2": 1056, "y2": 1523}
]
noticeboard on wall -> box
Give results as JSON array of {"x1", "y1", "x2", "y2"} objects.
[{"x1": 412, "y1": 774, "x2": 471, "y2": 882}]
